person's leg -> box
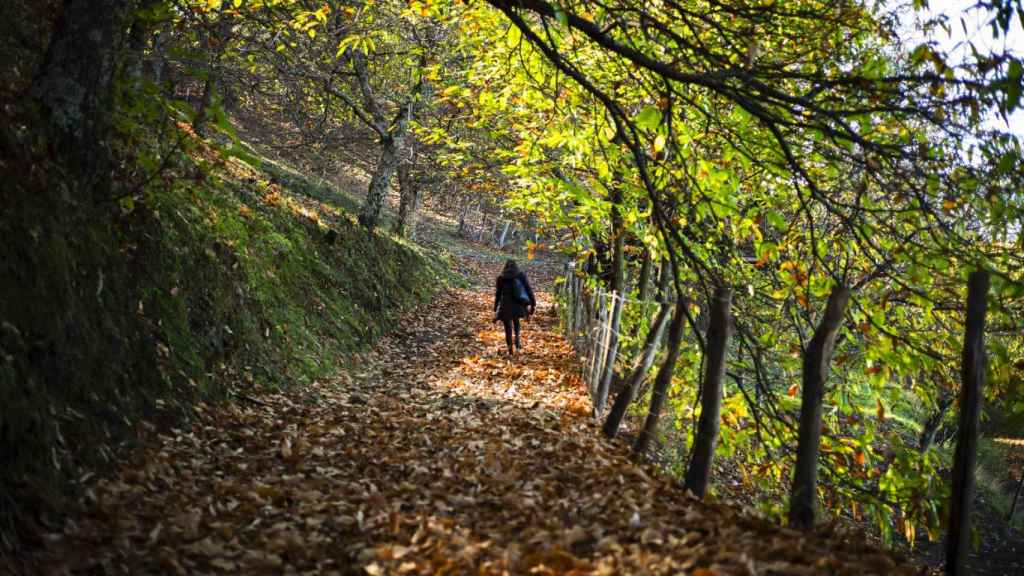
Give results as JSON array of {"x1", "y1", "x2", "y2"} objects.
[
  {"x1": 514, "y1": 317, "x2": 522, "y2": 350},
  {"x1": 502, "y1": 318, "x2": 514, "y2": 355}
]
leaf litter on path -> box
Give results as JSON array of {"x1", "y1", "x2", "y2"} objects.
[{"x1": 24, "y1": 288, "x2": 915, "y2": 575}]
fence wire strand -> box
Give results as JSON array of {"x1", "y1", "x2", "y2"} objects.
[{"x1": 557, "y1": 263, "x2": 659, "y2": 407}]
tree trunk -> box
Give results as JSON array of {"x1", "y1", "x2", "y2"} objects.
[
  {"x1": 150, "y1": 28, "x2": 167, "y2": 87},
  {"x1": 193, "y1": 15, "x2": 232, "y2": 137},
  {"x1": 919, "y1": 393, "x2": 953, "y2": 452},
  {"x1": 633, "y1": 295, "x2": 688, "y2": 457},
  {"x1": 638, "y1": 248, "x2": 653, "y2": 302},
  {"x1": 945, "y1": 271, "x2": 989, "y2": 576},
  {"x1": 788, "y1": 284, "x2": 851, "y2": 530},
  {"x1": 394, "y1": 160, "x2": 419, "y2": 239},
  {"x1": 655, "y1": 260, "x2": 671, "y2": 301},
  {"x1": 457, "y1": 201, "x2": 471, "y2": 236},
  {"x1": 31, "y1": 0, "x2": 132, "y2": 186},
  {"x1": 603, "y1": 303, "x2": 672, "y2": 439},
  {"x1": 477, "y1": 212, "x2": 488, "y2": 241},
  {"x1": 358, "y1": 135, "x2": 400, "y2": 229},
  {"x1": 1009, "y1": 467, "x2": 1024, "y2": 521},
  {"x1": 487, "y1": 215, "x2": 499, "y2": 243},
  {"x1": 193, "y1": 73, "x2": 217, "y2": 137},
  {"x1": 123, "y1": 12, "x2": 150, "y2": 84},
  {"x1": 683, "y1": 287, "x2": 732, "y2": 498},
  {"x1": 594, "y1": 186, "x2": 627, "y2": 417},
  {"x1": 497, "y1": 220, "x2": 514, "y2": 248}
]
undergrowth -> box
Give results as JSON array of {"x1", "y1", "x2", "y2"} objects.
[{"x1": 0, "y1": 109, "x2": 450, "y2": 550}]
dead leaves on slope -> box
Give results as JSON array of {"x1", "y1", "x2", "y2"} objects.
[{"x1": 27, "y1": 289, "x2": 912, "y2": 575}]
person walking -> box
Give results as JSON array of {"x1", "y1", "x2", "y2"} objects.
[{"x1": 494, "y1": 259, "x2": 536, "y2": 355}]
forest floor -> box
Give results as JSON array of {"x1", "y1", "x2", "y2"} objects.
[{"x1": 16, "y1": 242, "x2": 922, "y2": 576}]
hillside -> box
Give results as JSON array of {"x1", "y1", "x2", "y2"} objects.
[{"x1": 1, "y1": 124, "x2": 451, "y2": 550}]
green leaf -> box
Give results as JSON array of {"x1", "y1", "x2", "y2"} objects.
[
  {"x1": 1006, "y1": 59, "x2": 1023, "y2": 112},
  {"x1": 635, "y1": 106, "x2": 662, "y2": 131},
  {"x1": 997, "y1": 150, "x2": 1017, "y2": 174},
  {"x1": 552, "y1": 5, "x2": 568, "y2": 28},
  {"x1": 765, "y1": 209, "x2": 786, "y2": 231}
]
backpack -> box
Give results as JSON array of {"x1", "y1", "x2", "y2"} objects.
[{"x1": 512, "y1": 276, "x2": 530, "y2": 305}]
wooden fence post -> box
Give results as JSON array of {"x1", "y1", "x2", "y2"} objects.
[
  {"x1": 603, "y1": 303, "x2": 672, "y2": 438},
  {"x1": 588, "y1": 290, "x2": 608, "y2": 397},
  {"x1": 945, "y1": 270, "x2": 989, "y2": 576},
  {"x1": 683, "y1": 287, "x2": 732, "y2": 498},
  {"x1": 788, "y1": 284, "x2": 850, "y2": 530},
  {"x1": 594, "y1": 291, "x2": 623, "y2": 418}
]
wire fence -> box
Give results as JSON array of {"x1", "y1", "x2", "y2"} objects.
[{"x1": 557, "y1": 262, "x2": 658, "y2": 406}]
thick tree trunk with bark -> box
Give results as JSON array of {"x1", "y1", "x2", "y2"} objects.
[
  {"x1": 788, "y1": 284, "x2": 850, "y2": 530},
  {"x1": 633, "y1": 295, "x2": 688, "y2": 457},
  {"x1": 359, "y1": 135, "x2": 400, "y2": 229},
  {"x1": 32, "y1": 0, "x2": 131, "y2": 186},
  {"x1": 683, "y1": 287, "x2": 732, "y2": 498},
  {"x1": 394, "y1": 160, "x2": 420, "y2": 239},
  {"x1": 594, "y1": 186, "x2": 626, "y2": 417},
  {"x1": 603, "y1": 303, "x2": 671, "y2": 438},
  {"x1": 349, "y1": 48, "x2": 425, "y2": 230},
  {"x1": 945, "y1": 271, "x2": 989, "y2": 576}
]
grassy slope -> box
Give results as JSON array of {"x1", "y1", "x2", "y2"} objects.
[{"x1": 0, "y1": 126, "x2": 452, "y2": 547}]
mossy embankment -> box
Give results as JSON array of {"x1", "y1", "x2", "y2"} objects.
[{"x1": 0, "y1": 128, "x2": 450, "y2": 548}]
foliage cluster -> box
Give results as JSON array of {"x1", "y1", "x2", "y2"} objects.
[{"x1": 428, "y1": 0, "x2": 1024, "y2": 547}]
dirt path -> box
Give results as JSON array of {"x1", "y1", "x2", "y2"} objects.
[{"x1": 23, "y1": 281, "x2": 917, "y2": 575}]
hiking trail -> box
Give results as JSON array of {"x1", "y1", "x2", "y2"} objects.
[{"x1": 24, "y1": 252, "x2": 914, "y2": 575}]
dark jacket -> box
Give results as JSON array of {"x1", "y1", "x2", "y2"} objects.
[{"x1": 494, "y1": 271, "x2": 536, "y2": 320}]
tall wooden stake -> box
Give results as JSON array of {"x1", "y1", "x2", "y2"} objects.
[{"x1": 945, "y1": 270, "x2": 989, "y2": 576}]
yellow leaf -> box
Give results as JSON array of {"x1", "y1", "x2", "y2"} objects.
[
  {"x1": 876, "y1": 398, "x2": 886, "y2": 420},
  {"x1": 653, "y1": 133, "x2": 666, "y2": 153}
]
